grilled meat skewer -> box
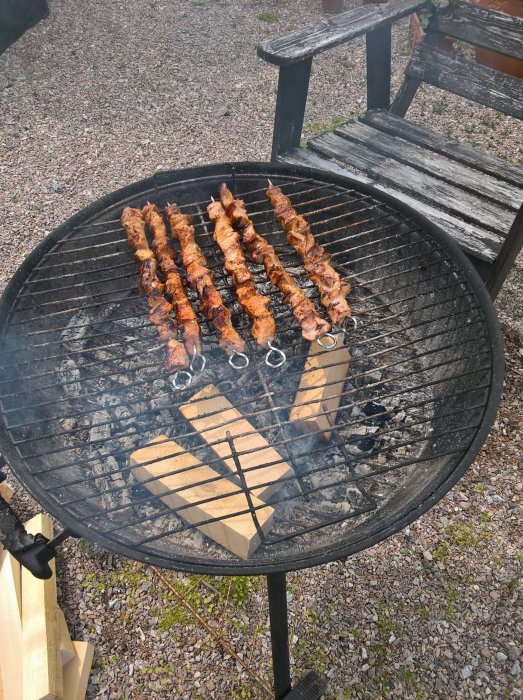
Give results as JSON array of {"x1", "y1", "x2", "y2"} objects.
[
  {"x1": 121, "y1": 207, "x2": 189, "y2": 371},
  {"x1": 207, "y1": 198, "x2": 276, "y2": 350},
  {"x1": 266, "y1": 185, "x2": 351, "y2": 325},
  {"x1": 219, "y1": 183, "x2": 331, "y2": 342},
  {"x1": 142, "y1": 204, "x2": 201, "y2": 358},
  {"x1": 165, "y1": 204, "x2": 246, "y2": 356}
]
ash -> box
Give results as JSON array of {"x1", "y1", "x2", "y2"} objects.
[{"x1": 48, "y1": 275, "x2": 437, "y2": 565}]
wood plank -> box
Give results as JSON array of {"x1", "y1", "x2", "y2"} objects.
[
  {"x1": 272, "y1": 59, "x2": 313, "y2": 159},
  {"x1": 0, "y1": 548, "x2": 23, "y2": 700},
  {"x1": 62, "y1": 641, "x2": 94, "y2": 700},
  {"x1": 335, "y1": 121, "x2": 522, "y2": 210},
  {"x1": 180, "y1": 385, "x2": 293, "y2": 501},
  {"x1": 257, "y1": 0, "x2": 428, "y2": 65},
  {"x1": 57, "y1": 608, "x2": 75, "y2": 666},
  {"x1": 406, "y1": 43, "x2": 523, "y2": 118},
  {"x1": 0, "y1": 481, "x2": 14, "y2": 503},
  {"x1": 309, "y1": 131, "x2": 514, "y2": 236},
  {"x1": 428, "y1": 0, "x2": 523, "y2": 60},
  {"x1": 366, "y1": 24, "x2": 391, "y2": 110},
  {"x1": 280, "y1": 147, "x2": 500, "y2": 263},
  {"x1": 361, "y1": 110, "x2": 523, "y2": 188},
  {"x1": 290, "y1": 334, "x2": 350, "y2": 440},
  {"x1": 131, "y1": 436, "x2": 274, "y2": 559},
  {"x1": 22, "y1": 514, "x2": 62, "y2": 700}
]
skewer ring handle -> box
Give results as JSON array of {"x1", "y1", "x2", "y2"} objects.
[
  {"x1": 229, "y1": 351, "x2": 250, "y2": 370},
  {"x1": 265, "y1": 341, "x2": 286, "y2": 368},
  {"x1": 190, "y1": 349, "x2": 207, "y2": 374},
  {"x1": 317, "y1": 332, "x2": 338, "y2": 350},
  {"x1": 342, "y1": 316, "x2": 358, "y2": 333},
  {"x1": 172, "y1": 370, "x2": 193, "y2": 390}
]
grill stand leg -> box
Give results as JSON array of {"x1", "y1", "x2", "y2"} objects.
[{"x1": 267, "y1": 573, "x2": 327, "y2": 700}]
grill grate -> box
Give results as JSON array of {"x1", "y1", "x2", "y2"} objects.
[{"x1": 0, "y1": 163, "x2": 502, "y2": 574}]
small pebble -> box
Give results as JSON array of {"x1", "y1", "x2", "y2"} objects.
[{"x1": 460, "y1": 666, "x2": 473, "y2": 680}]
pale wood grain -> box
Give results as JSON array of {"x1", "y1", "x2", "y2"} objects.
[
  {"x1": 62, "y1": 641, "x2": 94, "y2": 700},
  {"x1": 131, "y1": 436, "x2": 274, "y2": 559},
  {"x1": 0, "y1": 547, "x2": 23, "y2": 700},
  {"x1": 57, "y1": 608, "x2": 75, "y2": 666},
  {"x1": 180, "y1": 385, "x2": 293, "y2": 500},
  {"x1": 290, "y1": 334, "x2": 350, "y2": 440},
  {"x1": 22, "y1": 514, "x2": 62, "y2": 700}
]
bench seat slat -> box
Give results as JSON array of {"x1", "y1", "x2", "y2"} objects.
[
  {"x1": 429, "y1": 0, "x2": 523, "y2": 60},
  {"x1": 334, "y1": 121, "x2": 522, "y2": 210},
  {"x1": 280, "y1": 147, "x2": 502, "y2": 264},
  {"x1": 406, "y1": 43, "x2": 523, "y2": 119},
  {"x1": 361, "y1": 110, "x2": 523, "y2": 188},
  {"x1": 309, "y1": 131, "x2": 514, "y2": 235}
]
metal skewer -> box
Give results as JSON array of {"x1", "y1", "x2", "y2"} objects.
[
  {"x1": 189, "y1": 347, "x2": 206, "y2": 374},
  {"x1": 229, "y1": 351, "x2": 250, "y2": 370},
  {"x1": 265, "y1": 340, "x2": 286, "y2": 368},
  {"x1": 172, "y1": 369, "x2": 193, "y2": 390}
]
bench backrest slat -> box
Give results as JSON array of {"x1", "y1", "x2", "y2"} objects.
[
  {"x1": 405, "y1": 42, "x2": 523, "y2": 119},
  {"x1": 428, "y1": 0, "x2": 523, "y2": 61}
]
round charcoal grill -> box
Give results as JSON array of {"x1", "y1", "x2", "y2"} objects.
[{"x1": 0, "y1": 162, "x2": 504, "y2": 696}]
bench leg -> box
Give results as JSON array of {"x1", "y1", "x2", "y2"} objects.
[{"x1": 271, "y1": 59, "x2": 313, "y2": 160}]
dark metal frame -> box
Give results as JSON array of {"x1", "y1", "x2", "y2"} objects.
[
  {"x1": 0, "y1": 161, "x2": 504, "y2": 578},
  {"x1": 0, "y1": 161, "x2": 505, "y2": 700}
]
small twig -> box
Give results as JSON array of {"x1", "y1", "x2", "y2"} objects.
[
  {"x1": 217, "y1": 578, "x2": 233, "y2": 634},
  {"x1": 151, "y1": 567, "x2": 272, "y2": 697}
]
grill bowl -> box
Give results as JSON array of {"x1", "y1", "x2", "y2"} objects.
[{"x1": 0, "y1": 162, "x2": 504, "y2": 574}]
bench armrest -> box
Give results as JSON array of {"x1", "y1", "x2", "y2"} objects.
[{"x1": 257, "y1": 0, "x2": 429, "y2": 66}]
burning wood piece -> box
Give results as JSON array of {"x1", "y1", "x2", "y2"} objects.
[
  {"x1": 165, "y1": 205, "x2": 247, "y2": 363},
  {"x1": 121, "y1": 207, "x2": 189, "y2": 372},
  {"x1": 207, "y1": 198, "x2": 276, "y2": 350},
  {"x1": 219, "y1": 183, "x2": 331, "y2": 342},
  {"x1": 180, "y1": 384, "x2": 293, "y2": 500},
  {"x1": 266, "y1": 183, "x2": 352, "y2": 325},
  {"x1": 290, "y1": 334, "x2": 351, "y2": 440},
  {"x1": 131, "y1": 436, "x2": 274, "y2": 559},
  {"x1": 142, "y1": 204, "x2": 202, "y2": 360}
]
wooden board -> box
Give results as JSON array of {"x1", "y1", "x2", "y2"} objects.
[
  {"x1": 290, "y1": 334, "x2": 350, "y2": 440},
  {"x1": 57, "y1": 608, "x2": 75, "y2": 666},
  {"x1": 280, "y1": 146, "x2": 504, "y2": 264},
  {"x1": 406, "y1": 43, "x2": 523, "y2": 119},
  {"x1": 428, "y1": 0, "x2": 523, "y2": 61},
  {"x1": 22, "y1": 514, "x2": 62, "y2": 700},
  {"x1": 62, "y1": 641, "x2": 94, "y2": 700},
  {"x1": 180, "y1": 385, "x2": 293, "y2": 500},
  {"x1": 335, "y1": 122, "x2": 522, "y2": 211},
  {"x1": 257, "y1": 0, "x2": 427, "y2": 64},
  {"x1": 309, "y1": 131, "x2": 515, "y2": 235},
  {"x1": 0, "y1": 481, "x2": 14, "y2": 503},
  {"x1": 0, "y1": 547, "x2": 23, "y2": 700},
  {"x1": 361, "y1": 110, "x2": 523, "y2": 189},
  {"x1": 131, "y1": 436, "x2": 274, "y2": 559}
]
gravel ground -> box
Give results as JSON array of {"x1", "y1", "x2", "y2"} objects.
[{"x1": 1, "y1": 1, "x2": 522, "y2": 698}]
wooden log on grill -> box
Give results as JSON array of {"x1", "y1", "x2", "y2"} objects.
[
  {"x1": 290, "y1": 334, "x2": 351, "y2": 440},
  {"x1": 130, "y1": 436, "x2": 274, "y2": 559},
  {"x1": 180, "y1": 384, "x2": 293, "y2": 500}
]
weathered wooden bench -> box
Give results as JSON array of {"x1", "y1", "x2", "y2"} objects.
[{"x1": 257, "y1": 0, "x2": 523, "y2": 297}]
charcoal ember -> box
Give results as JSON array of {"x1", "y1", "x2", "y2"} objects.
[{"x1": 362, "y1": 401, "x2": 389, "y2": 427}]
